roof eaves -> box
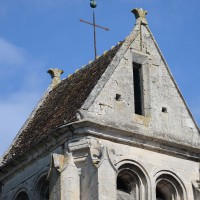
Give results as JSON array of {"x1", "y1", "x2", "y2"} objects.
[{"x1": 1, "y1": 41, "x2": 124, "y2": 166}]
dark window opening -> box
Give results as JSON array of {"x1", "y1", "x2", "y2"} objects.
[
  {"x1": 133, "y1": 63, "x2": 143, "y2": 115},
  {"x1": 15, "y1": 192, "x2": 29, "y2": 200},
  {"x1": 37, "y1": 176, "x2": 49, "y2": 200},
  {"x1": 40, "y1": 180, "x2": 49, "y2": 200},
  {"x1": 156, "y1": 177, "x2": 180, "y2": 200},
  {"x1": 117, "y1": 166, "x2": 148, "y2": 200},
  {"x1": 156, "y1": 187, "x2": 166, "y2": 200},
  {"x1": 117, "y1": 177, "x2": 131, "y2": 194}
]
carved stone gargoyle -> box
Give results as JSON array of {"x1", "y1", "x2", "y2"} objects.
[{"x1": 89, "y1": 139, "x2": 104, "y2": 167}]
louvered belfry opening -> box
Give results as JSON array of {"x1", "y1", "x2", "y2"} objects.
[{"x1": 133, "y1": 62, "x2": 143, "y2": 115}]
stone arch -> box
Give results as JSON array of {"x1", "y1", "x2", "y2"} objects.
[
  {"x1": 34, "y1": 173, "x2": 49, "y2": 200},
  {"x1": 155, "y1": 171, "x2": 187, "y2": 200},
  {"x1": 116, "y1": 160, "x2": 150, "y2": 200},
  {"x1": 14, "y1": 190, "x2": 29, "y2": 200}
]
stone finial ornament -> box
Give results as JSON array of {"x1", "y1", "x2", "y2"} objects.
[
  {"x1": 132, "y1": 8, "x2": 148, "y2": 25},
  {"x1": 47, "y1": 68, "x2": 64, "y2": 88}
]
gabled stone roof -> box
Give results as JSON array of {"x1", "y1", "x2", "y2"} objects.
[
  {"x1": 1, "y1": 42, "x2": 123, "y2": 165},
  {"x1": 2, "y1": 8, "x2": 200, "y2": 169}
]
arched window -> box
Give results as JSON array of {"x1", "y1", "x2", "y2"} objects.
[
  {"x1": 36, "y1": 175, "x2": 49, "y2": 200},
  {"x1": 15, "y1": 192, "x2": 29, "y2": 200},
  {"x1": 117, "y1": 163, "x2": 148, "y2": 200},
  {"x1": 156, "y1": 174, "x2": 184, "y2": 200}
]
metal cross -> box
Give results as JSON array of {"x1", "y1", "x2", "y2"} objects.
[{"x1": 80, "y1": 10, "x2": 109, "y2": 60}]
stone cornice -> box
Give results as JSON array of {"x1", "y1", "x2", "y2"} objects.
[
  {"x1": 0, "y1": 119, "x2": 199, "y2": 182},
  {"x1": 69, "y1": 120, "x2": 200, "y2": 161},
  {"x1": 0, "y1": 126, "x2": 72, "y2": 182}
]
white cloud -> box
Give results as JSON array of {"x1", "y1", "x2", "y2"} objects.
[
  {"x1": 0, "y1": 38, "x2": 48, "y2": 157},
  {"x1": 0, "y1": 38, "x2": 26, "y2": 65},
  {"x1": 0, "y1": 37, "x2": 47, "y2": 85},
  {"x1": 0, "y1": 91, "x2": 42, "y2": 157}
]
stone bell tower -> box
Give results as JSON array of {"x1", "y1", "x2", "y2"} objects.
[{"x1": 0, "y1": 7, "x2": 199, "y2": 200}]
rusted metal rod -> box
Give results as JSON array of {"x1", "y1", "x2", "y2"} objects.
[
  {"x1": 80, "y1": 19, "x2": 109, "y2": 31},
  {"x1": 80, "y1": 10, "x2": 109, "y2": 60},
  {"x1": 93, "y1": 11, "x2": 97, "y2": 60}
]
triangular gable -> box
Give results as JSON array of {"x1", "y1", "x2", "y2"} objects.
[{"x1": 79, "y1": 8, "x2": 200, "y2": 148}]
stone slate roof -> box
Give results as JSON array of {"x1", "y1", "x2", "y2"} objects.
[{"x1": 1, "y1": 42, "x2": 123, "y2": 165}]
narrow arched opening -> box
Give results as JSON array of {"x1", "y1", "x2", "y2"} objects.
[
  {"x1": 15, "y1": 192, "x2": 29, "y2": 200},
  {"x1": 117, "y1": 170, "x2": 139, "y2": 199},
  {"x1": 156, "y1": 174, "x2": 184, "y2": 200},
  {"x1": 156, "y1": 179, "x2": 177, "y2": 200},
  {"x1": 36, "y1": 175, "x2": 49, "y2": 200},
  {"x1": 117, "y1": 163, "x2": 148, "y2": 200}
]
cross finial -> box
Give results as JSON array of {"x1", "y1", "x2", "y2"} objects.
[
  {"x1": 132, "y1": 8, "x2": 148, "y2": 25},
  {"x1": 47, "y1": 68, "x2": 64, "y2": 88},
  {"x1": 80, "y1": 0, "x2": 109, "y2": 60}
]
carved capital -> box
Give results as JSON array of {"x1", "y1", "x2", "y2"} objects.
[
  {"x1": 192, "y1": 180, "x2": 200, "y2": 200},
  {"x1": 68, "y1": 138, "x2": 91, "y2": 152},
  {"x1": 192, "y1": 180, "x2": 200, "y2": 190},
  {"x1": 89, "y1": 139, "x2": 103, "y2": 167},
  {"x1": 48, "y1": 153, "x2": 73, "y2": 175},
  {"x1": 107, "y1": 148, "x2": 117, "y2": 167},
  {"x1": 49, "y1": 153, "x2": 65, "y2": 174}
]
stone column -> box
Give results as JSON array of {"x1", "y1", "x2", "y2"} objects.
[
  {"x1": 48, "y1": 153, "x2": 80, "y2": 200},
  {"x1": 80, "y1": 155, "x2": 99, "y2": 200},
  {"x1": 97, "y1": 147, "x2": 117, "y2": 200},
  {"x1": 80, "y1": 138, "x2": 117, "y2": 200},
  {"x1": 68, "y1": 137, "x2": 117, "y2": 200}
]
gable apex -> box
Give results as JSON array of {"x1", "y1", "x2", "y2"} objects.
[
  {"x1": 79, "y1": 8, "x2": 200, "y2": 150},
  {"x1": 132, "y1": 8, "x2": 148, "y2": 25}
]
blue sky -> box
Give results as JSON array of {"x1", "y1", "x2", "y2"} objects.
[{"x1": 0, "y1": 0, "x2": 199, "y2": 157}]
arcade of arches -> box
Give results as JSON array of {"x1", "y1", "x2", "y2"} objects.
[{"x1": 116, "y1": 164, "x2": 185, "y2": 200}]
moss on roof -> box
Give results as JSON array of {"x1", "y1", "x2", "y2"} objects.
[{"x1": 2, "y1": 42, "x2": 123, "y2": 165}]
